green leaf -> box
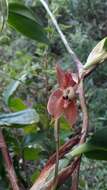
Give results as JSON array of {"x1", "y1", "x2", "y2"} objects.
[
  {"x1": 85, "y1": 150, "x2": 107, "y2": 160},
  {"x1": 3, "y1": 73, "x2": 27, "y2": 105},
  {"x1": 84, "y1": 37, "x2": 107, "y2": 70},
  {"x1": 69, "y1": 128, "x2": 107, "y2": 161},
  {"x1": 31, "y1": 169, "x2": 40, "y2": 183},
  {"x1": 23, "y1": 132, "x2": 46, "y2": 147},
  {"x1": 8, "y1": 3, "x2": 48, "y2": 43},
  {"x1": 0, "y1": 109, "x2": 39, "y2": 126},
  {"x1": 23, "y1": 147, "x2": 41, "y2": 160},
  {"x1": 9, "y1": 97, "x2": 27, "y2": 111}
]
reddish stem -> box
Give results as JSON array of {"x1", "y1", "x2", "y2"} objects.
[
  {"x1": 79, "y1": 80, "x2": 89, "y2": 143},
  {"x1": 0, "y1": 129, "x2": 20, "y2": 190},
  {"x1": 71, "y1": 79, "x2": 89, "y2": 190},
  {"x1": 48, "y1": 158, "x2": 80, "y2": 190}
]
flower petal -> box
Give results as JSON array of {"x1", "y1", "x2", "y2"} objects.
[
  {"x1": 64, "y1": 72, "x2": 76, "y2": 88},
  {"x1": 56, "y1": 64, "x2": 76, "y2": 89},
  {"x1": 47, "y1": 89, "x2": 64, "y2": 119},
  {"x1": 64, "y1": 100, "x2": 77, "y2": 126},
  {"x1": 56, "y1": 64, "x2": 65, "y2": 89}
]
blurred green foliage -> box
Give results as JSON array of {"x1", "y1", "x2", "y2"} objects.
[{"x1": 0, "y1": 0, "x2": 107, "y2": 189}]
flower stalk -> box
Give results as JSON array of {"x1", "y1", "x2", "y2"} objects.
[
  {"x1": 52, "y1": 119, "x2": 60, "y2": 190},
  {"x1": 71, "y1": 79, "x2": 89, "y2": 190}
]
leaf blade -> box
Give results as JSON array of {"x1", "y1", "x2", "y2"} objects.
[
  {"x1": 70, "y1": 128, "x2": 107, "y2": 161},
  {"x1": 0, "y1": 109, "x2": 39, "y2": 126},
  {"x1": 8, "y1": 3, "x2": 48, "y2": 43}
]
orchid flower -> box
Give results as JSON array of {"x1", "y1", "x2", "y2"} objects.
[{"x1": 47, "y1": 64, "x2": 78, "y2": 126}]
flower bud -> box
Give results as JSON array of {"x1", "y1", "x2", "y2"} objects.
[{"x1": 84, "y1": 37, "x2": 107, "y2": 70}]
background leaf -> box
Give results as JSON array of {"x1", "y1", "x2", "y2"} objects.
[
  {"x1": 23, "y1": 147, "x2": 41, "y2": 161},
  {"x1": 8, "y1": 3, "x2": 48, "y2": 43},
  {"x1": 3, "y1": 73, "x2": 27, "y2": 105},
  {"x1": 0, "y1": 109, "x2": 39, "y2": 126},
  {"x1": 70, "y1": 128, "x2": 107, "y2": 161},
  {"x1": 8, "y1": 97, "x2": 27, "y2": 111}
]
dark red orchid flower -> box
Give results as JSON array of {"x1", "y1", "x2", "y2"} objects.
[{"x1": 47, "y1": 64, "x2": 78, "y2": 126}]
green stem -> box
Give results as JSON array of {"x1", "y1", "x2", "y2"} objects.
[{"x1": 52, "y1": 119, "x2": 59, "y2": 190}]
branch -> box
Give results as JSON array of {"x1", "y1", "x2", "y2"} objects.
[
  {"x1": 0, "y1": 129, "x2": 20, "y2": 190},
  {"x1": 39, "y1": 0, "x2": 83, "y2": 73}
]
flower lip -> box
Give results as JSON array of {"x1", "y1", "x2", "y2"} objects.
[
  {"x1": 63, "y1": 95, "x2": 68, "y2": 100},
  {"x1": 62, "y1": 87, "x2": 75, "y2": 101}
]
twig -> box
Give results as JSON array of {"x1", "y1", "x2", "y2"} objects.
[
  {"x1": 39, "y1": 0, "x2": 83, "y2": 73},
  {"x1": 0, "y1": 129, "x2": 20, "y2": 190},
  {"x1": 43, "y1": 50, "x2": 49, "y2": 103}
]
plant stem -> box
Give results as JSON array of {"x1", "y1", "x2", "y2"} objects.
[
  {"x1": 79, "y1": 80, "x2": 89, "y2": 144},
  {"x1": 71, "y1": 161, "x2": 80, "y2": 190},
  {"x1": 39, "y1": 0, "x2": 83, "y2": 73},
  {"x1": 71, "y1": 79, "x2": 89, "y2": 190},
  {"x1": 0, "y1": 129, "x2": 20, "y2": 190},
  {"x1": 52, "y1": 119, "x2": 60, "y2": 190}
]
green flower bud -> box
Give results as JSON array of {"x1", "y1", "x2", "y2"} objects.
[{"x1": 84, "y1": 37, "x2": 107, "y2": 70}]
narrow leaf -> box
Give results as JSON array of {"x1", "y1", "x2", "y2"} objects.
[
  {"x1": 3, "y1": 73, "x2": 27, "y2": 105},
  {"x1": 30, "y1": 156, "x2": 70, "y2": 190},
  {"x1": 70, "y1": 128, "x2": 107, "y2": 161},
  {"x1": 0, "y1": 109, "x2": 39, "y2": 126}
]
